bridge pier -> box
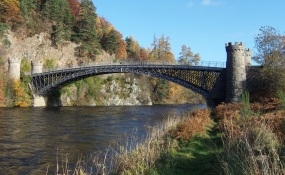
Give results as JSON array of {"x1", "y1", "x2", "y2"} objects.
[
  {"x1": 31, "y1": 60, "x2": 46, "y2": 107},
  {"x1": 33, "y1": 95, "x2": 47, "y2": 107}
]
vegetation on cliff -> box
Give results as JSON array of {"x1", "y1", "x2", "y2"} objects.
[{"x1": 0, "y1": 0, "x2": 202, "y2": 107}]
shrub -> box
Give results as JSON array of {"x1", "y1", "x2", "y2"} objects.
[
  {"x1": 170, "y1": 109, "x2": 214, "y2": 143},
  {"x1": 217, "y1": 102, "x2": 285, "y2": 175}
]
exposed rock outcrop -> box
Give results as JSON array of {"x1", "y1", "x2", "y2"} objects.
[{"x1": 2, "y1": 31, "x2": 152, "y2": 106}]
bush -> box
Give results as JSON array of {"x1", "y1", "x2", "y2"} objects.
[{"x1": 170, "y1": 109, "x2": 214, "y2": 143}]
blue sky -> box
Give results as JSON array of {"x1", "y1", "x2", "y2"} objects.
[{"x1": 93, "y1": 0, "x2": 285, "y2": 63}]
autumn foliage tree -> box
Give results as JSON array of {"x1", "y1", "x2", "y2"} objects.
[
  {"x1": 138, "y1": 48, "x2": 149, "y2": 61},
  {"x1": 249, "y1": 26, "x2": 285, "y2": 100},
  {"x1": 12, "y1": 80, "x2": 30, "y2": 107},
  {"x1": 116, "y1": 37, "x2": 127, "y2": 59},
  {"x1": 0, "y1": 80, "x2": 5, "y2": 107},
  {"x1": 68, "y1": 0, "x2": 80, "y2": 19},
  {"x1": 149, "y1": 34, "x2": 175, "y2": 63},
  {"x1": 0, "y1": 0, "x2": 22, "y2": 26},
  {"x1": 178, "y1": 44, "x2": 200, "y2": 65}
]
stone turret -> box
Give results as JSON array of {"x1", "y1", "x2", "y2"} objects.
[
  {"x1": 31, "y1": 60, "x2": 43, "y2": 74},
  {"x1": 244, "y1": 48, "x2": 252, "y2": 66},
  {"x1": 225, "y1": 42, "x2": 246, "y2": 102},
  {"x1": 8, "y1": 57, "x2": 21, "y2": 80}
]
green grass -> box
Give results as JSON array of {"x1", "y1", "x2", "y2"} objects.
[{"x1": 152, "y1": 127, "x2": 223, "y2": 175}]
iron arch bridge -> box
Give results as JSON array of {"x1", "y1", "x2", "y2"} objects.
[{"x1": 30, "y1": 62, "x2": 225, "y2": 99}]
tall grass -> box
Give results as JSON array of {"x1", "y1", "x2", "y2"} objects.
[
  {"x1": 241, "y1": 91, "x2": 251, "y2": 118},
  {"x1": 53, "y1": 109, "x2": 215, "y2": 175},
  {"x1": 277, "y1": 90, "x2": 285, "y2": 110},
  {"x1": 53, "y1": 113, "x2": 186, "y2": 175},
  {"x1": 216, "y1": 101, "x2": 285, "y2": 175},
  {"x1": 110, "y1": 115, "x2": 183, "y2": 175}
]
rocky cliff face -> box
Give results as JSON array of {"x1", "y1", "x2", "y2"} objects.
[
  {"x1": 2, "y1": 31, "x2": 153, "y2": 106},
  {"x1": 59, "y1": 75, "x2": 152, "y2": 106}
]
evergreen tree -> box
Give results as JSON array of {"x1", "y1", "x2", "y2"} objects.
[
  {"x1": 43, "y1": 0, "x2": 72, "y2": 46},
  {"x1": 125, "y1": 36, "x2": 140, "y2": 60},
  {"x1": 101, "y1": 29, "x2": 120, "y2": 55},
  {"x1": 20, "y1": 0, "x2": 36, "y2": 20},
  {"x1": 73, "y1": 0, "x2": 101, "y2": 58}
]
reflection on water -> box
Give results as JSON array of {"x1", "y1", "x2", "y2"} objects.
[{"x1": 0, "y1": 104, "x2": 205, "y2": 174}]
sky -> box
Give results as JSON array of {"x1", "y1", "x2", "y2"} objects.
[{"x1": 93, "y1": 0, "x2": 285, "y2": 63}]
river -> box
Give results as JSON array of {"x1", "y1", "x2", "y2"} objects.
[{"x1": 0, "y1": 104, "x2": 205, "y2": 175}]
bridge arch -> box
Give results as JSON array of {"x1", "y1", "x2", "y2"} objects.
[{"x1": 31, "y1": 64, "x2": 224, "y2": 101}]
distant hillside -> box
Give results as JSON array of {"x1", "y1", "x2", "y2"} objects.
[{"x1": 0, "y1": 0, "x2": 204, "y2": 107}]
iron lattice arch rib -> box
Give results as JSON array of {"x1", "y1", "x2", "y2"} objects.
[
  {"x1": 154, "y1": 68, "x2": 222, "y2": 97},
  {"x1": 31, "y1": 65, "x2": 224, "y2": 98}
]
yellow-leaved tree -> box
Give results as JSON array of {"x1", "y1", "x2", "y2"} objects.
[
  {"x1": 0, "y1": 79, "x2": 5, "y2": 107},
  {"x1": 0, "y1": 0, "x2": 22, "y2": 25},
  {"x1": 12, "y1": 80, "x2": 30, "y2": 107}
]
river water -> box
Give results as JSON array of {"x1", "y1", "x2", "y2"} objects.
[{"x1": 0, "y1": 104, "x2": 205, "y2": 175}]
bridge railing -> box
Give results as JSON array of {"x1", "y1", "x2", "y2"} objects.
[{"x1": 37, "y1": 61, "x2": 225, "y2": 74}]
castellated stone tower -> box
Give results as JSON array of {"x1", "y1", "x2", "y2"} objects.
[
  {"x1": 225, "y1": 42, "x2": 247, "y2": 102},
  {"x1": 31, "y1": 60, "x2": 43, "y2": 74},
  {"x1": 8, "y1": 57, "x2": 21, "y2": 80},
  {"x1": 244, "y1": 48, "x2": 252, "y2": 66}
]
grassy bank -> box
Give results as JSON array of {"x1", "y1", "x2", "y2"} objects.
[{"x1": 55, "y1": 98, "x2": 285, "y2": 175}]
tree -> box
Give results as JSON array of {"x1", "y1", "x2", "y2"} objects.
[
  {"x1": 0, "y1": 0, "x2": 22, "y2": 25},
  {"x1": 43, "y1": 0, "x2": 72, "y2": 46},
  {"x1": 125, "y1": 36, "x2": 140, "y2": 60},
  {"x1": 138, "y1": 48, "x2": 149, "y2": 61},
  {"x1": 101, "y1": 29, "x2": 120, "y2": 55},
  {"x1": 116, "y1": 37, "x2": 127, "y2": 59},
  {"x1": 67, "y1": 0, "x2": 80, "y2": 20},
  {"x1": 249, "y1": 26, "x2": 285, "y2": 100},
  {"x1": 0, "y1": 79, "x2": 5, "y2": 107},
  {"x1": 149, "y1": 34, "x2": 175, "y2": 63},
  {"x1": 12, "y1": 80, "x2": 30, "y2": 107},
  {"x1": 253, "y1": 26, "x2": 285, "y2": 66},
  {"x1": 96, "y1": 17, "x2": 113, "y2": 41},
  {"x1": 0, "y1": 57, "x2": 5, "y2": 107},
  {"x1": 152, "y1": 79, "x2": 169, "y2": 103},
  {"x1": 73, "y1": 0, "x2": 101, "y2": 58},
  {"x1": 20, "y1": 0, "x2": 36, "y2": 20},
  {"x1": 178, "y1": 44, "x2": 200, "y2": 65}
]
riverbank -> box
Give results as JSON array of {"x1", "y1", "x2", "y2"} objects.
[{"x1": 56, "y1": 97, "x2": 285, "y2": 175}]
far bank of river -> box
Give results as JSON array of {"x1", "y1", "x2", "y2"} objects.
[{"x1": 0, "y1": 104, "x2": 206, "y2": 174}]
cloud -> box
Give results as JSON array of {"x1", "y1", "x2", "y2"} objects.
[{"x1": 201, "y1": 0, "x2": 222, "y2": 6}]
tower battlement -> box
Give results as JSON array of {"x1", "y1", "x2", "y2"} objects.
[
  {"x1": 8, "y1": 57, "x2": 21, "y2": 64},
  {"x1": 225, "y1": 42, "x2": 245, "y2": 51},
  {"x1": 8, "y1": 57, "x2": 21, "y2": 80},
  {"x1": 31, "y1": 60, "x2": 43, "y2": 74},
  {"x1": 244, "y1": 48, "x2": 252, "y2": 66}
]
